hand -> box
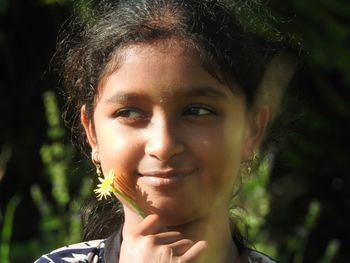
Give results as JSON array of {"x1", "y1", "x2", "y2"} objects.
[{"x1": 119, "y1": 214, "x2": 208, "y2": 263}]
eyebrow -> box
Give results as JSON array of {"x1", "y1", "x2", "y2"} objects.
[
  {"x1": 183, "y1": 86, "x2": 229, "y2": 100},
  {"x1": 104, "y1": 85, "x2": 229, "y2": 104},
  {"x1": 105, "y1": 92, "x2": 142, "y2": 104}
]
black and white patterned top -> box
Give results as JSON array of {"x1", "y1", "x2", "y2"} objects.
[
  {"x1": 35, "y1": 240, "x2": 105, "y2": 263},
  {"x1": 35, "y1": 229, "x2": 278, "y2": 263}
]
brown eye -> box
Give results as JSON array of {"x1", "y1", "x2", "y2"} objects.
[
  {"x1": 185, "y1": 106, "x2": 214, "y2": 116},
  {"x1": 115, "y1": 109, "x2": 144, "y2": 119}
]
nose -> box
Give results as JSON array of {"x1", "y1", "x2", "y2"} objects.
[{"x1": 145, "y1": 118, "x2": 185, "y2": 162}]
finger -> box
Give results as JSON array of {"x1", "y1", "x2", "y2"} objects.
[
  {"x1": 154, "y1": 231, "x2": 183, "y2": 244},
  {"x1": 158, "y1": 246, "x2": 174, "y2": 263},
  {"x1": 180, "y1": 240, "x2": 208, "y2": 263},
  {"x1": 134, "y1": 214, "x2": 166, "y2": 236},
  {"x1": 168, "y1": 239, "x2": 194, "y2": 256}
]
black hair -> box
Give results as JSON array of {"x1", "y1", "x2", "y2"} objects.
[{"x1": 56, "y1": 0, "x2": 294, "y2": 249}]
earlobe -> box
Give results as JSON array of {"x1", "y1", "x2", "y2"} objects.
[
  {"x1": 242, "y1": 106, "x2": 270, "y2": 160},
  {"x1": 81, "y1": 105, "x2": 98, "y2": 150}
]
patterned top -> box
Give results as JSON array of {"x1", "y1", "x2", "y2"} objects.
[{"x1": 35, "y1": 230, "x2": 278, "y2": 263}]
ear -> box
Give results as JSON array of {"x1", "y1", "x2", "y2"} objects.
[
  {"x1": 81, "y1": 105, "x2": 98, "y2": 150},
  {"x1": 242, "y1": 106, "x2": 270, "y2": 160}
]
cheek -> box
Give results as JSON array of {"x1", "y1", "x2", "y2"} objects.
[
  {"x1": 193, "y1": 123, "x2": 246, "y2": 196},
  {"x1": 96, "y1": 125, "x2": 144, "y2": 175}
]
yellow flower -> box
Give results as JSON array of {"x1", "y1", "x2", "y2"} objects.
[
  {"x1": 93, "y1": 168, "x2": 145, "y2": 218},
  {"x1": 93, "y1": 169, "x2": 116, "y2": 200}
]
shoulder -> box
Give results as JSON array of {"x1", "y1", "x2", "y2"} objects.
[
  {"x1": 34, "y1": 239, "x2": 105, "y2": 263},
  {"x1": 246, "y1": 249, "x2": 280, "y2": 263}
]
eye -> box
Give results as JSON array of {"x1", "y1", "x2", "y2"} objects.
[
  {"x1": 184, "y1": 106, "x2": 214, "y2": 116},
  {"x1": 115, "y1": 109, "x2": 144, "y2": 119}
]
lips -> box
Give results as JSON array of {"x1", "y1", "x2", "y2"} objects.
[{"x1": 138, "y1": 168, "x2": 194, "y2": 187}]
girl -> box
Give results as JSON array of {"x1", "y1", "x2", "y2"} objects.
[{"x1": 36, "y1": 0, "x2": 293, "y2": 262}]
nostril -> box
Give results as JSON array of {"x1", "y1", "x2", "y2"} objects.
[{"x1": 144, "y1": 134, "x2": 185, "y2": 162}]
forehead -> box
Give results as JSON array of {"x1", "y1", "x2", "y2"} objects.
[
  {"x1": 97, "y1": 41, "x2": 193, "y2": 94},
  {"x1": 97, "y1": 41, "x2": 234, "y2": 100},
  {"x1": 121, "y1": 42, "x2": 202, "y2": 79},
  {"x1": 117, "y1": 40, "x2": 202, "y2": 76}
]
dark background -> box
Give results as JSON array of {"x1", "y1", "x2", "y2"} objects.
[{"x1": 0, "y1": 0, "x2": 349, "y2": 262}]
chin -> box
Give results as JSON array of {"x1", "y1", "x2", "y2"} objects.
[
  {"x1": 143, "y1": 197, "x2": 208, "y2": 226},
  {"x1": 153, "y1": 209, "x2": 199, "y2": 227}
]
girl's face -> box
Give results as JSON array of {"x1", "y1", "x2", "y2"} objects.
[{"x1": 82, "y1": 42, "x2": 268, "y2": 226}]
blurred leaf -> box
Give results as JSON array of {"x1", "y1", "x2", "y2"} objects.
[
  {"x1": 320, "y1": 239, "x2": 341, "y2": 263},
  {"x1": 0, "y1": 196, "x2": 20, "y2": 263},
  {"x1": 39, "y1": 0, "x2": 68, "y2": 5}
]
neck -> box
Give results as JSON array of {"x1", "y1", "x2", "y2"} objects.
[
  {"x1": 169, "y1": 209, "x2": 239, "y2": 263},
  {"x1": 122, "y1": 206, "x2": 241, "y2": 263}
]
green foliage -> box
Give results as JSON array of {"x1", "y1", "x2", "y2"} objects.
[
  {"x1": 0, "y1": 145, "x2": 14, "y2": 263},
  {"x1": 233, "y1": 154, "x2": 278, "y2": 257},
  {"x1": 39, "y1": 0, "x2": 67, "y2": 5},
  {"x1": 0, "y1": 196, "x2": 20, "y2": 263},
  {"x1": 235, "y1": 155, "x2": 339, "y2": 263},
  {"x1": 287, "y1": 200, "x2": 320, "y2": 263},
  {"x1": 320, "y1": 239, "x2": 341, "y2": 263},
  {"x1": 27, "y1": 92, "x2": 93, "y2": 260},
  {"x1": 76, "y1": 0, "x2": 95, "y2": 24}
]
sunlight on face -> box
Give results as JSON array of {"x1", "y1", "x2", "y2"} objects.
[{"x1": 86, "y1": 42, "x2": 252, "y2": 225}]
